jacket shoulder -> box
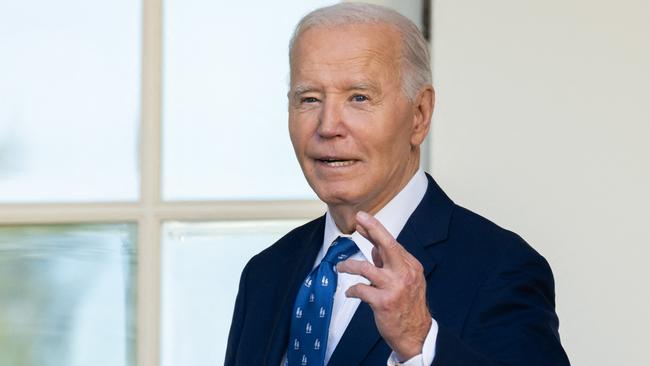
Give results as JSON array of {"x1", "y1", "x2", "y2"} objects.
[{"x1": 447, "y1": 205, "x2": 549, "y2": 268}]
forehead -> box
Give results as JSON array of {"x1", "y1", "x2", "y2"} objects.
[{"x1": 290, "y1": 23, "x2": 402, "y2": 87}]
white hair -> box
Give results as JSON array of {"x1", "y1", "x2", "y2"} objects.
[{"x1": 289, "y1": 2, "x2": 432, "y2": 102}]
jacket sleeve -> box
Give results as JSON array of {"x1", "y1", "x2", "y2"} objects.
[
  {"x1": 224, "y1": 260, "x2": 251, "y2": 366},
  {"x1": 432, "y1": 244, "x2": 571, "y2": 366}
]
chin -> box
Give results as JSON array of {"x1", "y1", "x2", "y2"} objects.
[
  {"x1": 312, "y1": 185, "x2": 361, "y2": 207},
  {"x1": 303, "y1": 166, "x2": 371, "y2": 205}
]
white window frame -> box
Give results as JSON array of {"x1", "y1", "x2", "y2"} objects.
[{"x1": 0, "y1": 1, "x2": 430, "y2": 365}]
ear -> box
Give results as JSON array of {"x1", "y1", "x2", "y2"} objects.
[{"x1": 410, "y1": 86, "x2": 435, "y2": 146}]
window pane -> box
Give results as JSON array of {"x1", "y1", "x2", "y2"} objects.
[
  {"x1": 162, "y1": 0, "x2": 338, "y2": 200},
  {"x1": 0, "y1": 224, "x2": 137, "y2": 366},
  {"x1": 0, "y1": 1, "x2": 140, "y2": 202},
  {"x1": 161, "y1": 220, "x2": 307, "y2": 365}
]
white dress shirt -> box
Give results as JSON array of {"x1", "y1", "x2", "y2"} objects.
[{"x1": 282, "y1": 169, "x2": 438, "y2": 366}]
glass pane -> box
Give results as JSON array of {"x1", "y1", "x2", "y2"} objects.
[
  {"x1": 0, "y1": 1, "x2": 140, "y2": 202},
  {"x1": 162, "y1": 0, "x2": 338, "y2": 200},
  {"x1": 161, "y1": 220, "x2": 307, "y2": 365},
  {"x1": 0, "y1": 224, "x2": 137, "y2": 366}
]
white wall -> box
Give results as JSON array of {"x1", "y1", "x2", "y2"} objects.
[{"x1": 430, "y1": 1, "x2": 650, "y2": 365}]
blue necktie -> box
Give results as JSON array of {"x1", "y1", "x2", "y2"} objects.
[{"x1": 287, "y1": 236, "x2": 359, "y2": 366}]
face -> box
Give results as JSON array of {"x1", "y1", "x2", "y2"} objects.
[{"x1": 289, "y1": 23, "x2": 431, "y2": 213}]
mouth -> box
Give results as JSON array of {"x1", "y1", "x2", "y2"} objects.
[{"x1": 315, "y1": 158, "x2": 358, "y2": 167}]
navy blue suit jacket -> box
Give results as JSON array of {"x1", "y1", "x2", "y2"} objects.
[{"x1": 225, "y1": 175, "x2": 570, "y2": 365}]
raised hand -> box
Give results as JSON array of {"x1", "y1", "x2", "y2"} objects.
[{"x1": 336, "y1": 211, "x2": 432, "y2": 361}]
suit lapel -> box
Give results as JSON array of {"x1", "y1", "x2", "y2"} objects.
[
  {"x1": 328, "y1": 174, "x2": 455, "y2": 365},
  {"x1": 263, "y1": 217, "x2": 325, "y2": 365}
]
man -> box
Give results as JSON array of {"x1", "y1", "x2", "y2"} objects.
[{"x1": 226, "y1": 3, "x2": 570, "y2": 366}]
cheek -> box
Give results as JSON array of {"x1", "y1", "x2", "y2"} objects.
[
  {"x1": 288, "y1": 119, "x2": 305, "y2": 153},
  {"x1": 288, "y1": 111, "x2": 317, "y2": 150},
  {"x1": 371, "y1": 127, "x2": 413, "y2": 169}
]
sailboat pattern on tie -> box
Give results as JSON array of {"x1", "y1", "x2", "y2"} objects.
[
  {"x1": 321, "y1": 276, "x2": 328, "y2": 287},
  {"x1": 286, "y1": 236, "x2": 359, "y2": 366}
]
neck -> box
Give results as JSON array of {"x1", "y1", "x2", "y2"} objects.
[{"x1": 328, "y1": 155, "x2": 420, "y2": 234}]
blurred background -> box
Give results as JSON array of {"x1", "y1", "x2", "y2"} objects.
[{"x1": 0, "y1": 0, "x2": 648, "y2": 365}]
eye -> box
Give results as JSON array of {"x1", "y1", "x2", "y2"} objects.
[
  {"x1": 351, "y1": 94, "x2": 369, "y2": 102},
  {"x1": 301, "y1": 97, "x2": 319, "y2": 104}
]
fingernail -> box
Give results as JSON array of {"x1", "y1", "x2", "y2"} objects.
[{"x1": 357, "y1": 211, "x2": 369, "y2": 221}]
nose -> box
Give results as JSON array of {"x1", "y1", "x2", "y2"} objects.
[{"x1": 316, "y1": 98, "x2": 346, "y2": 139}]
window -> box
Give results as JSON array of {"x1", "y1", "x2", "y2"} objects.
[{"x1": 0, "y1": 224, "x2": 136, "y2": 366}]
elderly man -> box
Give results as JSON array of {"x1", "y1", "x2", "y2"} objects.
[{"x1": 225, "y1": 3, "x2": 569, "y2": 366}]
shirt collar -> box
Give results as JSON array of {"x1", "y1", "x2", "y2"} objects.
[{"x1": 321, "y1": 169, "x2": 428, "y2": 264}]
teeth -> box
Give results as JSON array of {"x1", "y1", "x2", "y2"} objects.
[{"x1": 324, "y1": 160, "x2": 355, "y2": 167}]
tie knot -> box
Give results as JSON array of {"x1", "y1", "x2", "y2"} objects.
[{"x1": 322, "y1": 236, "x2": 358, "y2": 265}]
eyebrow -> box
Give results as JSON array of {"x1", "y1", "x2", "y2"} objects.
[
  {"x1": 291, "y1": 84, "x2": 317, "y2": 97},
  {"x1": 348, "y1": 82, "x2": 380, "y2": 94}
]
